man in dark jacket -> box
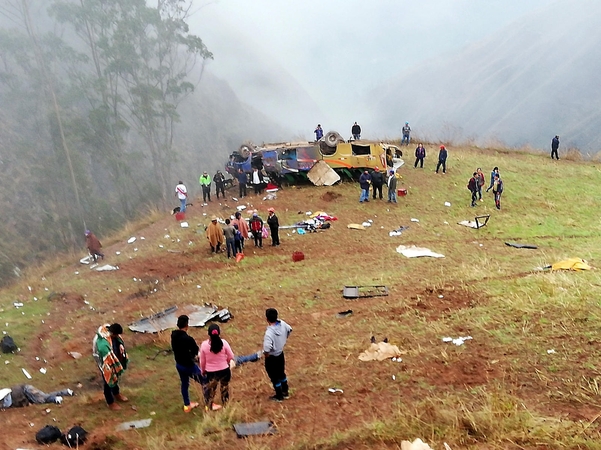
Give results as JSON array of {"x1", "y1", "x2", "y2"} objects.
[
  {"x1": 414, "y1": 144, "x2": 426, "y2": 168},
  {"x1": 351, "y1": 122, "x2": 361, "y2": 140},
  {"x1": 267, "y1": 208, "x2": 280, "y2": 246},
  {"x1": 387, "y1": 170, "x2": 398, "y2": 203},
  {"x1": 436, "y1": 145, "x2": 448, "y2": 174},
  {"x1": 492, "y1": 174, "x2": 504, "y2": 210},
  {"x1": 370, "y1": 167, "x2": 384, "y2": 200},
  {"x1": 214, "y1": 170, "x2": 226, "y2": 199},
  {"x1": 359, "y1": 170, "x2": 371, "y2": 203},
  {"x1": 171, "y1": 315, "x2": 203, "y2": 413},
  {"x1": 551, "y1": 135, "x2": 560, "y2": 160},
  {"x1": 468, "y1": 173, "x2": 479, "y2": 207},
  {"x1": 237, "y1": 169, "x2": 247, "y2": 198}
]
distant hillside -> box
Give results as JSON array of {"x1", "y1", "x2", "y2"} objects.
[{"x1": 367, "y1": 0, "x2": 601, "y2": 152}]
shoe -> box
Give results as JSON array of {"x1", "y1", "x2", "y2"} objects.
[
  {"x1": 283, "y1": 393, "x2": 290, "y2": 400},
  {"x1": 211, "y1": 403, "x2": 222, "y2": 411},
  {"x1": 108, "y1": 402, "x2": 121, "y2": 411},
  {"x1": 55, "y1": 396, "x2": 63, "y2": 404},
  {"x1": 479, "y1": 199, "x2": 484, "y2": 202},
  {"x1": 66, "y1": 389, "x2": 74, "y2": 396},
  {"x1": 269, "y1": 395, "x2": 283, "y2": 402},
  {"x1": 184, "y1": 402, "x2": 199, "y2": 413},
  {"x1": 114, "y1": 394, "x2": 128, "y2": 402},
  {"x1": 256, "y1": 351, "x2": 263, "y2": 359}
]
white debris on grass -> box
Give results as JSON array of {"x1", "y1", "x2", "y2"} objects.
[
  {"x1": 410, "y1": 218, "x2": 420, "y2": 222},
  {"x1": 13, "y1": 303, "x2": 23, "y2": 308},
  {"x1": 95, "y1": 265, "x2": 119, "y2": 272},
  {"x1": 547, "y1": 349, "x2": 556, "y2": 354},
  {"x1": 397, "y1": 245, "x2": 444, "y2": 258},
  {"x1": 328, "y1": 388, "x2": 344, "y2": 394},
  {"x1": 127, "y1": 237, "x2": 136, "y2": 244},
  {"x1": 236, "y1": 205, "x2": 247, "y2": 211},
  {"x1": 442, "y1": 336, "x2": 473, "y2": 346},
  {"x1": 180, "y1": 222, "x2": 189, "y2": 228},
  {"x1": 116, "y1": 251, "x2": 121, "y2": 255},
  {"x1": 39, "y1": 368, "x2": 47, "y2": 374},
  {"x1": 361, "y1": 222, "x2": 371, "y2": 227},
  {"x1": 444, "y1": 202, "x2": 451, "y2": 207},
  {"x1": 22, "y1": 368, "x2": 32, "y2": 379}
]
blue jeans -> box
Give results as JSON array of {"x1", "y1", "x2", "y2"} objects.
[
  {"x1": 180, "y1": 198, "x2": 186, "y2": 213},
  {"x1": 235, "y1": 352, "x2": 259, "y2": 366},
  {"x1": 176, "y1": 363, "x2": 204, "y2": 406},
  {"x1": 402, "y1": 134, "x2": 410, "y2": 145},
  {"x1": 388, "y1": 189, "x2": 397, "y2": 203},
  {"x1": 359, "y1": 189, "x2": 369, "y2": 202},
  {"x1": 226, "y1": 238, "x2": 236, "y2": 258}
]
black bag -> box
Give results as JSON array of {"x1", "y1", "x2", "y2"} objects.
[
  {"x1": 61, "y1": 425, "x2": 88, "y2": 447},
  {"x1": 0, "y1": 335, "x2": 17, "y2": 353},
  {"x1": 35, "y1": 425, "x2": 62, "y2": 444}
]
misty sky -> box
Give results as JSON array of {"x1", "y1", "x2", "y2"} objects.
[{"x1": 191, "y1": 0, "x2": 556, "y2": 136}]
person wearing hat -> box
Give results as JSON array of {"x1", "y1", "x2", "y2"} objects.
[
  {"x1": 206, "y1": 216, "x2": 224, "y2": 253},
  {"x1": 92, "y1": 323, "x2": 129, "y2": 411},
  {"x1": 267, "y1": 208, "x2": 280, "y2": 246},
  {"x1": 175, "y1": 181, "x2": 188, "y2": 213},
  {"x1": 314, "y1": 124, "x2": 323, "y2": 141},
  {"x1": 171, "y1": 315, "x2": 203, "y2": 413},
  {"x1": 249, "y1": 212, "x2": 264, "y2": 248},
  {"x1": 199, "y1": 324, "x2": 234, "y2": 411},
  {"x1": 370, "y1": 167, "x2": 384, "y2": 200},
  {"x1": 436, "y1": 145, "x2": 448, "y2": 174},
  {"x1": 359, "y1": 170, "x2": 371, "y2": 203},
  {"x1": 387, "y1": 170, "x2": 398, "y2": 203},
  {"x1": 85, "y1": 230, "x2": 104, "y2": 263},
  {"x1": 0, "y1": 384, "x2": 74, "y2": 408},
  {"x1": 402, "y1": 122, "x2": 411, "y2": 145},
  {"x1": 199, "y1": 171, "x2": 212, "y2": 202},
  {"x1": 551, "y1": 135, "x2": 560, "y2": 160}
]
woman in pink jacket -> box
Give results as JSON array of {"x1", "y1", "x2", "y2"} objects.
[{"x1": 200, "y1": 324, "x2": 234, "y2": 411}]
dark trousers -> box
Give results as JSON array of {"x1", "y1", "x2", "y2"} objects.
[
  {"x1": 226, "y1": 238, "x2": 237, "y2": 258},
  {"x1": 204, "y1": 367, "x2": 231, "y2": 406},
  {"x1": 477, "y1": 186, "x2": 483, "y2": 200},
  {"x1": 91, "y1": 251, "x2": 105, "y2": 262},
  {"x1": 202, "y1": 185, "x2": 211, "y2": 202},
  {"x1": 551, "y1": 149, "x2": 559, "y2": 160},
  {"x1": 176, "y1": 363, "x2": 203, "y2": 406},
  {"x1": 235, "y1": 239, "x2": 243, "y2": 253},
  {"x1": 372, "y1": 184, "x2": 383, "y2": 199},
  {"x1": 215, "y1": 182, "x2": 225, "y2": 198},
  {"x1": 103, "y1": 381, "x2": 120, "y2": 405},
  {"x1": 414, "y1": 157, "x2": 424, "y2": 168},
  {"x1": 253, "y1": 184, "x2": 262, "y2": 194},
  {"x1": 239, "y1": 183, "x2": 246, "y2": 198},
  {"x1": 494, "y1": 191, "x2": 502, "y2": 209},
  {"x1": 270, "y1": 226, "x2": 280, "y2": 245},
  {"x1": 436, "y1": 160, "x2": 446, "y2": 173},
  {"x1": 210, "y1": 242, "x2": 221, "y2": 253},
  {"x1": 265, "y1": 353, "x2": 288, "y2": 399},
  {"x1": 253, "y1": 232, "x2": 262, "y2": 247},
  {"x1": 471, "y1": 190, "x2": 478, "y2": 207}
]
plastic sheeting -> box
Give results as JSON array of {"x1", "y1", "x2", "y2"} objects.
[{"x1": 128, "y1": 305, "x2": 231, "y2": 333}]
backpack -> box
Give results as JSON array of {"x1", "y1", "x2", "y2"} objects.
[
  {"x1": 1, "y1": 335, "x2": 17, "y2": 353},
  {"x1": 60, "y1": 426, "x2": 88, "y2": 447},
  {"x1": 35, "y1": 425, "x2": 62, "y2": 444}
]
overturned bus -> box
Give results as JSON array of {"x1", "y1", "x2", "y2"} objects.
[{"x1": 226, "y1": 131, "x2": 403, "y2": 183}]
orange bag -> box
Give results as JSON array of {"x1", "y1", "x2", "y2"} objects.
[{"x1": 235, "y1": 253, "x2": 245, "y2": 263}]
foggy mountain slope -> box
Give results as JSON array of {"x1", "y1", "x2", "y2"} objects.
[{"x1": 368, "y1": 0, "x2": 601, "y2": 151}]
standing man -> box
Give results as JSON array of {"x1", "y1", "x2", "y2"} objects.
[
  {"x1": 222, "y1": 219, "x2": 237, "y2": 259},
  {"x1": 171, "y1": 315, "x2": 203, "y2": 413},
  {"x1": 237, "y1": 169, "x2": 247, "y2": 198},
  {"x1": 175, "y1": 181, "x2": 187, "y2": 213},
  {"x1": 251, "y1": 168, "x2": 263, "y2": 195},
  {"x1": 551, "y1": 135, "x2": 560, "y2": 160},
  {"x1": 359, "y1": 170, "x2": 371, "y2": 203},
  {"x1": 370, "y1": 167, "x2": 384, "y2": 200},
  {"x1": 199, "y1": 171, "x2": 211, "y2": 202},
  {"x1": 402, "y1": 122, "x2": 411, "y2": 145},
  {"x1": 213, "y1": 171, "x2": 225, "y2": 199},
  {"x1": 387, "y1": 170, "x2": 398, "y2": 203},
  {"x1": 85, "y1": 230, "x2": 104, "y2": 263},
  {"x1": 206, "y1": 216, "x2": 225, "y2": 253},
  {"x1": 92, "y1": 323, "x2": 129, "y2": 411},
  {"x1": 314, "y1": 124, "x2": 324, "y2": 141},
  {"x1": 267, "y1": 208, "x2": 280, "y2": 246},
  {"x1": 468, "y1": 172, "x2": 479, "y2": 207},
  {"x1": 263, "y1": 308, "x2": 292, "y2": 402},
  {"x1": 476, "y1": 168, "x2": 485, "y2": 202},
  {"x1": 351, "y1": 122, "x2": 361, "y2": 140},
  {"x1": 492, "y1": 173, "x2": 504, "y2": 210},
  {"x1": 436, "y1": 145, "x2": 448, "y2": 174},
  {"x1": 414, "y1": 143, "x2": 426, "y2": 168}
]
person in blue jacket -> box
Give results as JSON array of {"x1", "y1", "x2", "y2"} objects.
[
  {"x1": 359, "y1": 170, "x2": 371, "y2": 203},
  {"x1": 314, "y1": 124, "x2": 324, "y2": 141},
  {"x1": 486, "y1": 167, "x2": 499, "y2": 192},
  {"x1": 236, "y1": 169, "x2": 247, "y2": 198}
]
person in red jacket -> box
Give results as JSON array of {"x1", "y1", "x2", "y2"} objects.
[{"x1": 249, "y1": 213, "x2": 264, "y2": 248}]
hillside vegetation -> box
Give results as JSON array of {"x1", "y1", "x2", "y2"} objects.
[{"x1": 2, "y1": 144, "x2": 601, "y2": 449}]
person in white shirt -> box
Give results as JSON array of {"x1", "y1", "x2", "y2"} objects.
[
  {"x1": 251, "y1": 168, "x2": 263, "y2": 195},
  {"x1": 175, "y1": 181, "x2": 187, "y2": 213}
]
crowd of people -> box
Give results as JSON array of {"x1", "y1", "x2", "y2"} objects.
[{"x1": 90, "y1": 308, "x2": 292, "y2": 413}]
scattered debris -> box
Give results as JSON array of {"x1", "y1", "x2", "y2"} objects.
[
  {"x1": 79, "y1": 256, "x2": 92, "y2": 265},
  {"x1": 292, "y1": 251, "x2": 305, "y2": 262},
  {"x1": 68, "y1": 352, "x2": 82, "y2": 359},
  {"x1": 129, "y1": 305, "x2": 231, "y2": 333},
  {"x1": 328, "y1": 388, "x2": 344, "y2": 394},
  {"x1": 547, "y1": 349, "x2": 556, "y2": 354},
  {"x1": 401, "y1": 438, "x2": 435, "y2": 450},
  {"x1": 444, "y1": 202, "x2": 451, "y2": 207},
  {"x1": 361, "y1": 221, "x2": 372, "y2": 227},
  {"x1": 95, "y1": 264, "x2": 119, "y2": 272},
  {"x1": 359, "y1": 342, "x2": 404, "y2": 361},
  {"x1": 442, "y1": 336, "x2": 473, "y2": 346},
  {"x1": 116, "y1": 419, "x2": 152, "y2": 431},
  {"x1": 263, "y1": 193, "x2": 277, "y2": 201},
  {"x1": 180, "y1": 222, "x2": 189, "y2": 228},
  {"x1": 396, "y1": 245, "x2": 445, "y2": 258},
  {"x1": 233, "y1": 421, "x2": 277, "y2": 438},
  {"x1": 347, "y1": 224, "x2": 366, "y2": 231},
  {"x1": 343, "y1": 285, "x2": 388, "y2": 299},
  {"x1": 127, "y1": 237, "x2": 136, "y2": 244},
  {"x1": 13, "y1": 302, "x2": 24, "y2": 308},
  {"x1": 307, "y1": 160, "x2": 341, "y2": 186},
  {"x1": 236, "y1": 205, "x2": 247, "y2": 211},
  {"x1": 505, "y1": 242, "x2": 537, "y2": 249},
  {"x1": 389, "y1": 226, "x2": 409, "y2": 237},
  {"x1": 22, "y1": 368, "x2": 32, "y2": 379},
  {"x1": 538, "y1": 258, "x2": 592, "y2": 271},
  {"x1": 39, "y1": 368, "x2": 47, "y2": 374},
  {"x1": 410, "y1": 218, "x2": 419, "y2": 223},
  {"x1": 336, "y1": 310, "x2": 353, "y2": 318},
  {"x1": 391, "y1": 357, "x2": 402, "y2": 362},
  {"x1": 458, "y1": 215, "x2": 490, "y2": 229}
]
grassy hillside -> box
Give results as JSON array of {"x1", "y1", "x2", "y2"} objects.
[{"x1": 2, "y1": 144, "x2": 601, "y2": 449}]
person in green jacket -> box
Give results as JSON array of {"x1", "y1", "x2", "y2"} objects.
[
  {"x1": 92, "y1": 323, "x2": 129, "y2": 410},
  {"x1": 199, "y1": 171, "x2": 212, "y2": 202}
]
